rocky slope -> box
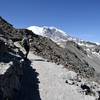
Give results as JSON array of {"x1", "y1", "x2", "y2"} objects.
[
  {"x1": 0, "y1": 17, "x2": 100, "y2": 100},
  {"x1": 28, "y1": 25, "x2": 100, "y2": 79},
  {"x1": 0, "y1": 17, "x2": 97, "y2": 78},
  {"x1": 0, "y1": 37, "x2": 23, "y2": 99},
  {"x1": 0, "y1": 16, "x2": 33, "y2": 100},
  {"x1": 29, "y1": 34, "x2": 95, "y2": 78}
]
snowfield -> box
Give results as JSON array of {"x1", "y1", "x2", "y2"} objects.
[{"x1": 28, "y1": 52, "x2": 96, "y2": 100}]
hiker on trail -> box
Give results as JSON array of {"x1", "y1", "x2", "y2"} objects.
[{"x1": 22, "y1": 33, "x2": 30, "y2": 58}]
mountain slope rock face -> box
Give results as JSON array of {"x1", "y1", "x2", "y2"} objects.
[
  {"x1": 28, "y1": 25, "x2": 100, "y2": 78},
  {"x1": 29, "y1": 33, "x2": 95, "y2": 78},
  {"x1": 0, "y1": 17, "x2": 100, "y2": 100},
  {"x1": 0, "y1": 17, "x2": 33, "y2": 99},
  {"x1": 0, "y1": 17, "x2": 33, "y2": 41}
]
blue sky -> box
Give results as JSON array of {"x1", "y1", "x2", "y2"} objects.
[{"x1": 0, "y1": 0, "x2": 100, "y2": 42}]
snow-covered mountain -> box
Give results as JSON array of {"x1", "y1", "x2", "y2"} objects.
[
  {"x1": 27, "y1": 26, "x2": 98, "y2": 48},
  {"x1": 27, "y1": 26, "x2": 84, "y2": 44},
  {"x1": 27, "y1": 25, "x2": 100, "y2": 53},
  {"x1": 28, "y1": 26, "x2": 69, "y2": 43}
]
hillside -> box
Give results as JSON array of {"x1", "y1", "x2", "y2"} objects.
[
  {"x1": 0, "y1": 17, "x2": 100, "y2": 100},
  {"x1": 28, "y1": 25, "x2": 100, "y2": 78}
]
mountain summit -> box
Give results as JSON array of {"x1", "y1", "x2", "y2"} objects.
[
  {"x1": 27, "y1": 26, "x2": 84, "y2": 48},
  {"x1": 27, "y1": 26, "x2": 70, "y2": 42},
  {"x1": 28, "y1": 26, "x2": 99, "y2": 47}
]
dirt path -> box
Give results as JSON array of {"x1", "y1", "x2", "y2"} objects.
[{"x1": 28, "y1": 52, "x2": 95, "y2": 100}]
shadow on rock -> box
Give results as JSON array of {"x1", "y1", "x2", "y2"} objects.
[
  {"x1": 15, "y1": 58, "x2": 41, "y2": 100},
  {"x1": 0, "y1": 52, "x2": 21, "y2": 63},
  {"x1": 32, "y1": 59, "x2": 45, "y2": 62},
  {"x1": 0, "y1": 59, "x2": 23, "y2": 100},
  {"x1": 0, "y1": 52, "x2": 41, "y2": 100}
]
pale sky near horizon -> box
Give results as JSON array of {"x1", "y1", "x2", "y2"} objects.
[{"x1": 0, "y1": 0, "x2": 100, "y2": 42}]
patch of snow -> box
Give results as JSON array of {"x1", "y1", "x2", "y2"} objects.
[
  {"x1": 95, "y1": 42, "x2": 100, "y2": 45},
  {"x1": 28, "y1": 26, "x2": 44, "y2": 36},
  {"x1": 49, "y1": 26, "x2": 67, "y2": 36}
]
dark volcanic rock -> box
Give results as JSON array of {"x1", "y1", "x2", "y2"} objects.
[
  {"x1": 0, "y1": 16, "x2": 33, "y2": 42},
  {"x1": 0, "y1": 37, "x2": 8, "y2": 52},
  {"x1": 94, "y1": 45, "x2": 100, "y2": 53}
]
